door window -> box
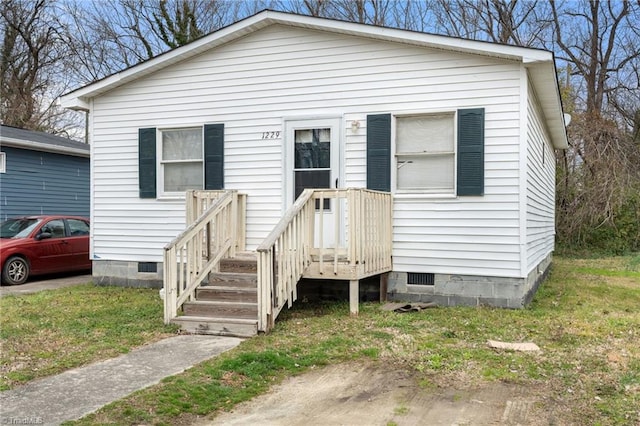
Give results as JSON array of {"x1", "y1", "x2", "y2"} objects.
[
  {"x1": 294, "y1": 128, "x2": 331, "y2": 210},
  {"x1": 41, "y1": 219, "x2": 66, "y2": 238},
  {"x1": 67, "y1": 219, "x2": 90, "y2": 236}
]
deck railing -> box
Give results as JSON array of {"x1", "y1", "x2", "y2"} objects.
[
  {"x1": 256, "y1": 188, "x2": 392, "y2": 332},
  {"x1": 163, "y1": 190, "x2": 245, "y2": 323},
  {"x1": 185, "y1": 190, "x2": 246, "y2": 251}
]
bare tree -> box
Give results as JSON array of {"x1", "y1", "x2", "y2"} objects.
[
  {"x1": 549, "y1": 0, "x2": 640, "y2": 252},
  {"x1": 286, "y1": 0, "x2": 332, "y2": 17},
  {"x1": 550, "y1": 0, "x2": 639, "y2": 115},
  {"x1": 62, "y1": 0, "x2": 247, "y2": 84},
  {"x1": 329, "y1": 0, "x2": 391, "y2": 25},
  {"x1": 431, "y1": 0, "x2": 552, "y2": 46},
  {"x1": 153, "y1": 0, "x2": 203, "y2": 49},
  {"x1": 388, "y1": 0, "x2": 433, "y2": 32},
  {"x1": 429, "y1": 0, "x2": 640, "y2": 251},
  {"x1": 0, "y1": 0, "x2": 69, "y2": 131}
]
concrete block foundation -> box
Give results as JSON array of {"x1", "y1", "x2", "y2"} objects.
[
  {"x1": 387, "y1": 254, "x2": 552, "y2": 309},
  {"x1": 92, "y1": 260, "x2": 163, "y2": 289},
  {"x1": 90, "y1": 253, "x2": 553, "y2": 308}
]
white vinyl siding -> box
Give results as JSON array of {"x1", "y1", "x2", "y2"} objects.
[
  {"x1": 525, "y1": 80, "x2": 556, "y2": 271},
  {"x1": 90, "y1": 24, "x2": 525, "y2": 276}
]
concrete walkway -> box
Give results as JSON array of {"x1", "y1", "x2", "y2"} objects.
[
  {"x1": 0, "y1": 335, "x2": 242, "y2": 426},
  {"x1": 0, "y1": 273, "x2": 92, "y2": 297}
]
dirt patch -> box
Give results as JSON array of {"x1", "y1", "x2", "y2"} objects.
[{"x1": 202, "y1": 362, "x2": 561, "y2": 425}]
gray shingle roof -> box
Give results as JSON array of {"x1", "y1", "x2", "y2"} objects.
[{"x1": 0, "y1": 125, "x2": 89, "y2": 156}]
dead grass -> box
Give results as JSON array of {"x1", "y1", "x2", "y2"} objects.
[
  {"x1": 0, "y1": 284, "x2": 178, "y2": 390},
  {"x1": 68, "y1": 254, "x2": 640, "y2": 426},
  {"x1": 2, "y1": 256, "x2": 637, "y2": 425}
]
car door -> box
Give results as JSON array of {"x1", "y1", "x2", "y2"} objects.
[
  {"x1": 30, "y1": 219, "x2": 74, "y2": 274},
  {"x1": 65, "y1": 218, "x2": 91, "y2": 270}
]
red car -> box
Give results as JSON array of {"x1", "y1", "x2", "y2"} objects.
[{"x1": 0, "y1": 215, "x2": 91, "y2": 285}]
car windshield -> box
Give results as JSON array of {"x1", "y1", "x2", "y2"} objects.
[{"x1": 0, "y1": 218, "x2": 43, "y2": 238}]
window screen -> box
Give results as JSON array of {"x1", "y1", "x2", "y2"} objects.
[
  {"x1": 396, "y1": 114, "x2": 455, "y2": 193},
  {"x1": 160, "y1": 128, "x2": 203, "y2": 193}
]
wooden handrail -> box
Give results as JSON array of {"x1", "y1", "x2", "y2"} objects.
[
  {"x1": 163, "y1": 190, "x2": 242, "y2": 323},
  {"x1": 257, "y1": 189, "x2": 315, "y2": 252},
  {"x1": 256, "y1": 189, "x2": 315, "y2": 332},
  {"x1": 164, "y1": 187, "x2": 391, "y2": 331},
  {"x1": 256, "y1": 188, "x2": 392, "y2": 332}
]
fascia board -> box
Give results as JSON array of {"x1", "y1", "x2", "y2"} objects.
[
  {"x1": 276, "y1": 12, "x2": 552, "y2": 63},
  {"x1": 59, "y1": 96, "x2": 91, "y2": 111},
  {"x1": 0, "y1": 136, "x2": 90, "y2": 157},
  {"x1": 526, "y1": 62, "x2": 569, "y2": 150}
]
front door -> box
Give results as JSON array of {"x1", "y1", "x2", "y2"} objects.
[{"x1": 285, "y1": 118, "x2": 341, "y2": 247}]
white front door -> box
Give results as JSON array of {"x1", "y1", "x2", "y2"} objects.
[{"x1": 285, "y1": 118, "x2": 341, "y2": 247}]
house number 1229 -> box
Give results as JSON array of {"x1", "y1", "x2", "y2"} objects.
[{"x1": 261, "y1": 131, "x2": 280, "y2": 139}]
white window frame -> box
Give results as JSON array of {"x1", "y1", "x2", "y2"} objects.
[
  {"x1": 394, "y1": 112, "x2": 457, "y2": 196},
  {"x1": 157, "y1": 127, "x2": 204, "y2": 198},
  {"x1": 0, "y1": 152, "x2": 5, "y2": 173}
]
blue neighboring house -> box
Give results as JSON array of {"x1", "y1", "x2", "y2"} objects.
[{"x1": 0, "y1": 125, "x2": 89, "y2": 221}]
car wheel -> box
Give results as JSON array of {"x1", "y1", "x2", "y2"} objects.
[{"x1": 2, "y1": 256, "x2": 30, "y2": 285}]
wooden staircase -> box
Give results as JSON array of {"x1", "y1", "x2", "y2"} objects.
[
  {"x1": 171, "y1": 252, "x2": 259, "y2": 337},
  {"x1": 164, "y1": 189, "x2": 392, "y2": 334}
]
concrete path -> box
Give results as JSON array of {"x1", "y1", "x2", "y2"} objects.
[
  {"x1": 0, "y1": 273, "x2": 92, "y2": 297},
  {"x1": 0, "y1": 335, "x2": 242, "y2": 426}
]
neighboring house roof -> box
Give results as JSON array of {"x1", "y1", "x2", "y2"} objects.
[
  {"x1": 59, "y1": 9, "x2": 568, "y2": 149},
  {"x1": 0, "y1": 125, "x2": 90, "y2": 157}
]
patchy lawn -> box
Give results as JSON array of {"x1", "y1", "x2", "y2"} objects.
[
  {"x1": 1, "y1": 257, "x2": 638, "y2": 425},
  {"x1": 0, "y1": 284, "x2": 179, "y2": 390},
  {"x1": 65, "y1": 255, "x2": 639, "y2": 426}
]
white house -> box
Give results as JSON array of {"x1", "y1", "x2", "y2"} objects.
[{"x1": 61, "y1": 10, "x2": 568, "y2": 327}]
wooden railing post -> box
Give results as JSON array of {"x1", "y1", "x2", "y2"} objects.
[
  {"x1": 230, "y1": 192, "x2": 238, "y2": 257},
  {"x1": 163, "y1": 191, "x2": 244, "y2": 324},
  {"x1": 237, "y1": 194, "x2": 247, "y2": 252},
  {"x1": 163, "y1": 246, "x2": 177, "y2": 323},
  {"x1": 255, "y1": 188, "x2": 392, "y2": 333}
]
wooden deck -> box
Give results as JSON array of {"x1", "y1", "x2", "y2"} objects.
[{"x1": 163, "y1": 189, "x2": 392, "y2": 336}]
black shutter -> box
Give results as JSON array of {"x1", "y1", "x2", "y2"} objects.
[
  {"x1": 457, "y1": 108, "x2": 485, "y2": 196},
  {"x1": 366, "y1": 114, "x2": 391, "y2": 192},
  {"x1": 138, "y1": 128, "x2": 156, "y2": 198},
  {"x1": 204, "y1": 123, "x2": 224, "y2": 190}
]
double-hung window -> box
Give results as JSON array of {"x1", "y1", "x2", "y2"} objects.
[
  {"x1": 159, "y1": 128, "x2": 203, "y2": 195},
  {"x1": 138, "y1": 124, "x2": 223, "y2": 199},
  {"x1": 395, "y1": 113, "x2": 455, "y2": 194},
  {"x1": 139, "y1": 124, "x2": 223, "y2": 199}
]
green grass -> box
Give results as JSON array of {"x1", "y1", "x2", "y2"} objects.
[
  {"x1": 2, "y1": 256, "x2": 638, "y2": 425},
  {"x1": 0, "y1": 284, "x2": 178, "y2": 390},
  {"x1": 67, "y1": 255, "x2": 639, "y2": 426}
]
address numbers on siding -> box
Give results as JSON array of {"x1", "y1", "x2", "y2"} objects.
[{"x1": 261, "y1": 131, "x2": 281, "y2": 139}]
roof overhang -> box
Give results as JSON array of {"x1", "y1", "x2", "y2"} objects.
[
  {"x1": 60, "y1": 10, "x2": 568, "y2": 149},
  {"x1": 0, "y1": 136, "x2": 90, "y2": 157}
]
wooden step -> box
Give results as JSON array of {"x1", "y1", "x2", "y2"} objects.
[
  {"x1": 196, "y1": 286, "x2": 257, "y2": 303},
  {"x1": 207, "y1": 272, "x2": 257, "y2": 288},
  {"x1": 219, "y1": 254, "x2": 257, "y2": 273},
  {"x1": 183, "y1": 300, "x2": 258, "y2": 319},
  {"x1": 171, "y1": 316, "x2": 257, "y2": 338}
]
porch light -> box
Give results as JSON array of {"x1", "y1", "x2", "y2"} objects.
[{"x1": 350, "y1": 120, "x2": 360, "y2": 132}]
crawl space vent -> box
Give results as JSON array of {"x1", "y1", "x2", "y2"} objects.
[
  {"x1": 138, "y1": 262, "x2": 157, "y2": 273},
  {"x1": 407, "y1": 272, "x2": 435, "y2": 286}
]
